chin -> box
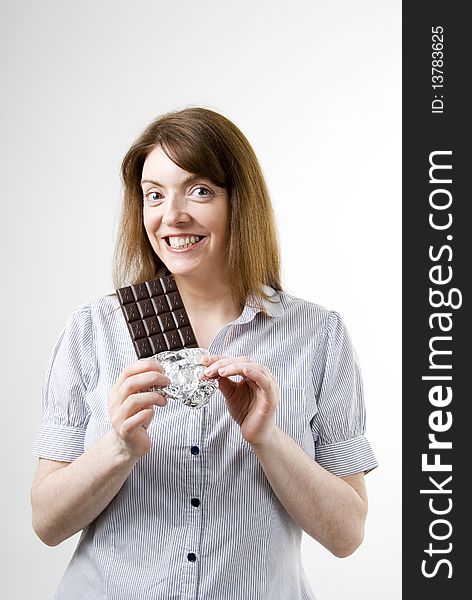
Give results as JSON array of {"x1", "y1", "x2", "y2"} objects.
[{"x1": 159, "y1": 259, "x2": 198, "y2": 279}]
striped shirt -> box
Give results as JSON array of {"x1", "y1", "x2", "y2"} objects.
[{"x1": 33, "y1": 286, "x2": 378, "y2": 600}]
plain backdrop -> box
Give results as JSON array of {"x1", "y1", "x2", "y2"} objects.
[{"x1": 0, "y1": 1, "x2": 401, "y2": 598}]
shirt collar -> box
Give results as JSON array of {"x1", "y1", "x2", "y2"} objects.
[{"x1": 232, "y1": 285, "x2": 285, "y2": 325}]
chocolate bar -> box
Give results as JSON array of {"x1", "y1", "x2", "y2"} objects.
[{"x1": 116, "y1": 274, "x2": 198, "y2": 358}]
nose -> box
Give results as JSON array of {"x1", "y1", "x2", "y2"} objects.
[{"x1": 161, "y1": 194, "x2": 191, "y2": 226}]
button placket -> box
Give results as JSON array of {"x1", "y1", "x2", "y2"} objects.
[
  {"x1": 180, "y1": 402, "x2": 204, "y2": 598},
  {"x1": 180, "y1": 325, "x2": 233, "y2": 597}
]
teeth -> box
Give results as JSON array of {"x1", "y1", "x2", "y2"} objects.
[{"x1": 168, "y1": 236, "x2": 201, "y2": 248}]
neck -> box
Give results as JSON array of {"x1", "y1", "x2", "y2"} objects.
[{"x1": 173, "y1": 273, "x2": 241, "y2": 321}]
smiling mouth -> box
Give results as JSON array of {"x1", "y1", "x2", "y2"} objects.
[{"x1": 164, "y1": 235, "x2": 205, "y2": 250}]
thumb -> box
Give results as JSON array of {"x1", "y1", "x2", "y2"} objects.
[{"x1": 216, "y1": 376, "x2": 238, "y2": 399}]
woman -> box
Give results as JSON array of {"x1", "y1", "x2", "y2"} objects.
[{"x1": 31, "y1": 107, "x2": 378, "y2": 599}]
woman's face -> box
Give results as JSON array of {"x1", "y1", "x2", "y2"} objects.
[{"x1": 141, "y1": 146, "x2": 230, "y2": 282}]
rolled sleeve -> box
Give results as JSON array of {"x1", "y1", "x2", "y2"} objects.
[
  {"x1": 32, "y1": 304, "x2": 93, "y2": 462},
  {"x1": 311, "y1": 311, "x2": 378, "y2": 477}
]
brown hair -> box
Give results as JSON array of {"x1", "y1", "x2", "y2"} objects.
[{"x1": 113, "y1": 106, "x2": 282, "y2": 311}]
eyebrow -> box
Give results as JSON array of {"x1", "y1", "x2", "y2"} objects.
[{"x1": 140, "y1": 174, "x2": 206, "y2": 188}]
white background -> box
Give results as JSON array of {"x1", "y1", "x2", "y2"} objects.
[{"x1": 0, "y1": 1, "x2": 401, "y2": 598}]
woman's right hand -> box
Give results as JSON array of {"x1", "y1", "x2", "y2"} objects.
[{"x1": 108, "y1": 359, "x2": 170, "y2": 459}]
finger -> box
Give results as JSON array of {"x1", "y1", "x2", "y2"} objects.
[
  {"x1": 120, "y1": 408, "x2": 154, "y2": 437},
  {"x1": 140, "y1": 407, "x2": 155, "y2": 430},
  {"x1": 117, "y1": 391, "x2": 167, "y2": 422},
  {"x1": 200, "y1": 354, "x2": 224, "y2": 366},
  {"x1": 214, "y1": 363, "x2": 274, "y2": 392},
  {"x1": 112, "y1": 371, "x2": 170, "y2": 408},
  {"x1": 113, "y1": 358, "x2": 164, "y2": 391},
  {"x1": 112, "y1": 392, "x2": 166, "y2": 432},
  {"x1": 211, "y1": 361, "x2": 259, "y2": 379},
  {"x1": 203, "y1": 356, "x2": 253, "y2": 378},
  {"x1": 241, "y1": 365, "x2": 274, "y2": 392}
]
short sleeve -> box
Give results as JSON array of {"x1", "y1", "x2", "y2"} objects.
[
  {"x1": 311, "y1": 310, "x2": 378, "y2": 477},
  {"x1": 32, "y1": 304, "x2": 94, "y2": 462}
]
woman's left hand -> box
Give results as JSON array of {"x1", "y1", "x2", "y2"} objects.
[{"x1": 202, "y1": 355, "x2": 279, "y2": 447}]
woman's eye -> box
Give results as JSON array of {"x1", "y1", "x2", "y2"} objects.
[
  {"x1": 191, "y1": 186, "x2": 212, "y2": 199},
  {"x1": 145, "y1": 191, "x2": 163, "y2": 204}
]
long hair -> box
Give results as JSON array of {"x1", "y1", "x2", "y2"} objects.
[{"x1": 113, "y1": 107, "x2": 282, "y2": 310}]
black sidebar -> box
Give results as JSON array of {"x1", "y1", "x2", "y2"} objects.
[{"x1": 403, "y1": 2, "x2": 469, "y2": 598}]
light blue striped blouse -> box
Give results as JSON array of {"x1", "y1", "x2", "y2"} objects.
[{"x1": 33, "y1": 286, "x2": 378, "y2": 600}]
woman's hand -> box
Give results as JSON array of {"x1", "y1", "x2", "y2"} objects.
[
  {"x1": 202, "y1": 355, "x2": 279, "y2": 447},
  {"x1": 108, "y1": 359, "x2": 170, "y2": 459}
]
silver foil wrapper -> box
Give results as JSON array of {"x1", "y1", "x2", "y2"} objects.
[{"x1": 153, "y1": 348, "x2": 218, "y2": 409}]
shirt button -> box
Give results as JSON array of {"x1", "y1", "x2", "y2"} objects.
[
  {"x1": 187, "y1": 552, "x2": 197, "y2": 562},
  {"x1": 190, "y1": 446, "x2": 200, "y2": 455},
  {"x1": 191, "y1": 498, "x2": 200, "y2": 507}
]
